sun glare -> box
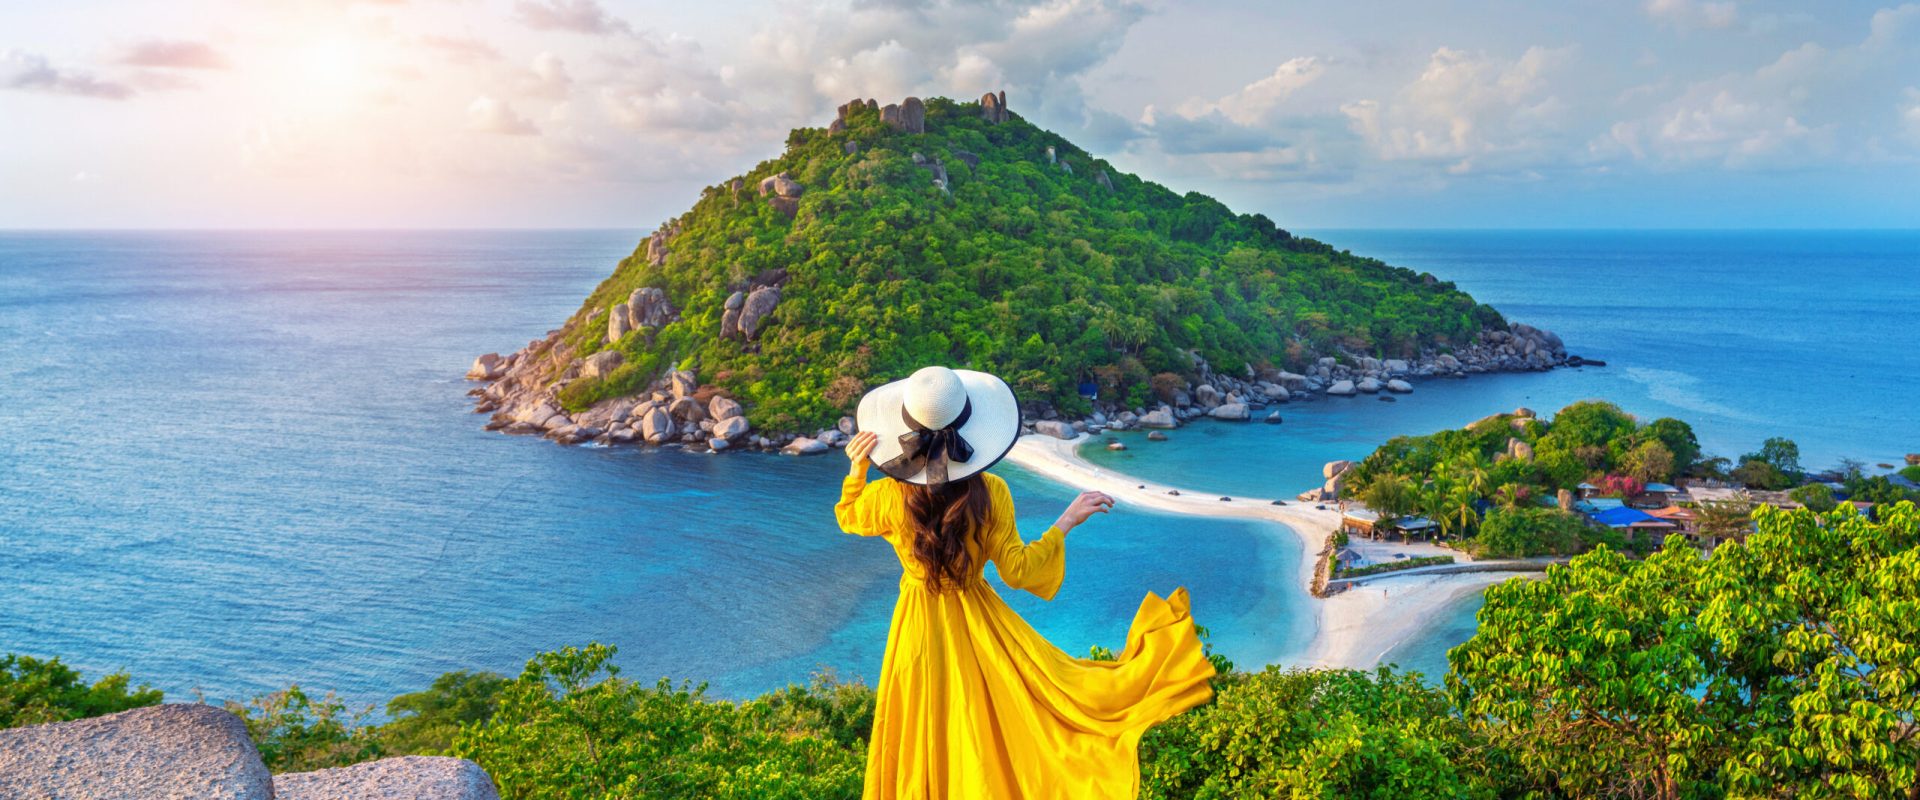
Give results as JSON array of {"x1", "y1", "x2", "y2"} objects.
[{"x1": 295, "y1": 38, "x2": 366, "y2": 107}]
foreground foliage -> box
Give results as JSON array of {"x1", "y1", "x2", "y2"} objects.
[
  {"x1": 0, "y1": 653, "x2": 161, "y2": 729},
  {"x1": 9, "y1": 502, "x2": 1915, "y2": 798},
  {"x1": 1451, "y1": 501, "x2": 1920, "y2": 799},
  {"x1": 224, "y1": 685, "x2": 384, "y2": 773},
  {"x1": 1140, "y1": 666, "x2": 1507, "y2": 799},
  {"x1": 451, "y1": 643, "x2": 868, "y2": 800}
]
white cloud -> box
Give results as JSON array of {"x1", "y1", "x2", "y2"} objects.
[
  {"x1": 467, "y1": 95, "x2": 540, "y2": 135},
  {"x1": 1864, "y1": 3, "x2": 1920, "y2": 50},
  {"x1": 512, "y1": 0, "x2": 631, "y2": 35},
  {"x1": 601, "y1": 85, "x2": 733, "y2": 133},
  {"x1": 521, "y1": 52, "x2": 571, "y2": 99},
  {"x1": 1341, "y1": 45, "x2": 1573, "y2": 164},
  {"x1": 1173, "y1": 57, "x2": 1326, "y2": 126},
  {"x1": 1644, "y1": 0, "x2": 1739, "y2": 30},
  {"x1": 738, "y1": 0, "x2": 1148, "y2": 140},
  {"x1": 117, "y1": 39, "x2": 229, "y2": 70},
  {"x1": 1904, "y1": 87, "x2": 1920, "y2": 140},
  {"x1": 3, "y1": 49, "x2": 135, "y2": 99},
  {"x1": 1591, "y1": 8, "x2": 1919, "y2": 167}
]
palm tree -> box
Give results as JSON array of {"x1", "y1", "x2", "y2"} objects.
[
  {"x1": 1456, "y1": 453, "x2": 1494, "y2": 499},
  {"x1": 1494, "y1": 483, "x2": 1531, "y2": 511},
  {"x1": 1414, "y1": 482, "x2": 1451, "y2": 540},
  {"x1": 1444, "y1": 484, "x2": 1481, "y2": 540}
]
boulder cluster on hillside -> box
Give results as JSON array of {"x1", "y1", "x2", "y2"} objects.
[
  {"x1": 757, "y1": 170, "x2": 805, "y2": 216},
  {"x1": 0, "y1": 705, "x2": 498, "y2": 800}
]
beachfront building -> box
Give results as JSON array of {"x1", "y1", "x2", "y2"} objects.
[
  {"x1": 1340, "y1": 508, "x2": 1443, "y2": 542},
  {"x1": 1687, "y1": 486, "x2": 1749, "y2": 505},
  {"x1": 1334, "y1": 547, "x2": 1369, "y2": 573},
  {"x1": 1395, "y1": 517, "x2": 1441, "y2": 540},
  {"x1": 1340, "y1": 509, "x2": 1380, "y2": 540},
  {"x1": 1631, "y1": 482, "x2": 1682, "y2": 509},
  {"x1": 1590, "y1": 506, "x2": 1680, "y2": 546},
  {"x1": 1646, "y1": 505, "x2": 1700, "y2": 538},
  {"x1": 1572, "y1": 497, "x2": 1625, "y2": 516}
]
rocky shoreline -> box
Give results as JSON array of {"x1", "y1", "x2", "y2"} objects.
[
  {"x1": 466, "y1": 321, "x2": 1581, "y2": 457},
  {"x1": 1020, "y1": 321, "x2": 1579, "y2": 442}
]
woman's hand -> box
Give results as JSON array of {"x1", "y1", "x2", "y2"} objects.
[
  {"x1": 846, "y1": 430, "x2": 879, "y2": 477},
  {"x1": 1054, "y1": 490, "x2": 1116, "y2": 533}
]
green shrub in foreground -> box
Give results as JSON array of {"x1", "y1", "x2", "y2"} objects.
[
  {"x1": 1450, "y1": 501, "x2": 1920, "y2": 799},
  {"x1": 451, "y1": 643, "x2": 867, "y2": 800},
  {"x1": 0, "y1": 653, "x2": 161, "y2": 728},
  {"x1": 1139, "y1": 666, "x2": 1506, "y2": 799}
]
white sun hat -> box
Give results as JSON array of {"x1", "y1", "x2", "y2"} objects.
[{"x1": 856, "y1": 366, "x2": 1022, "y2": 486}]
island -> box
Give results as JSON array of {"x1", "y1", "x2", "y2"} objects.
[{"x1": 465, "y1": 91, "x2": 1579, "y2": 453}]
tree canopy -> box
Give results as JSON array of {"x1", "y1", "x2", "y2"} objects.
[{"x1": 1450, "y1": 501, "x2": 1920, "y2": 799}]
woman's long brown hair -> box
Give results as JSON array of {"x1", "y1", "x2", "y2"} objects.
[{"x1": 901, "y1": 475, "x2": 992, "y2": 591}]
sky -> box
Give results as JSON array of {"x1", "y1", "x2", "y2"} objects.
[{"x1": 3, "y1": 0, "x2": 1918, "y2": 229}]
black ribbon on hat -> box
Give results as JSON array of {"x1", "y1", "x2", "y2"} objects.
[{"x1": 881, "y1": 399, "x2": 974, "y2": 485}]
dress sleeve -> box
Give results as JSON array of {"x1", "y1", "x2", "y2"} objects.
[
  {"x1": 983, "y1": 475, "x2": 1066, "y2": 600},
  {"x1": 834, "y1": 472, "x2": 893, "y2": 538}
]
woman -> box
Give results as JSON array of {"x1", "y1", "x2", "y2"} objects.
[{"x1": 836, "y1": 365, "x2": 1216, "y2": 799}]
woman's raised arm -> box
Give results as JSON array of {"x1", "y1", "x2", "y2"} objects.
[
  {"x1": 835, "y1": 431, "x2": 889, "y2": 537},
  {"x1": 985, "y1": 480, "x2": 1114, "y2": 600}
]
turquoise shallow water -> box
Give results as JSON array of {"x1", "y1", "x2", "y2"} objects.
[{"x1": 0, "y1": 231, "x2": 1307, "y2": 709}]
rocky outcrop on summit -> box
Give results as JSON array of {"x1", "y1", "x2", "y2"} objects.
[
  {"x1": 880, "y1": 97, "x2": 927, "y2": 133},
  {"x1": 980, "y1": 90, "x2": 1010, "y2": 124},
  {"x1": 0, "y1": 705, "x2": 272, "y2": 800}
]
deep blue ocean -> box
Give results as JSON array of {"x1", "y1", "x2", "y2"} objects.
[{"x1": 2, "y1": 229, "x2": 1913, "y2": 706}]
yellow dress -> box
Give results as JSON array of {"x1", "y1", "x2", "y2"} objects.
[{"x1": 836, "y1": 470, "x2": 1216, "y2": 799}]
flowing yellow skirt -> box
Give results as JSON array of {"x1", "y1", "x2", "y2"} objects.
[{"x1": 862, "y1": 581, "x2": 1216, "y2": 799}]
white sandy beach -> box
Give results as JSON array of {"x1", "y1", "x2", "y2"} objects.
[{"x1": 1003, "y1": 432, "x2": 1532, "y2": 672}]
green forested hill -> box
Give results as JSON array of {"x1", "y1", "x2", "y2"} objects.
[{"x1": 546, "y1": 94, "x2": 1506, "y2": 430}]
